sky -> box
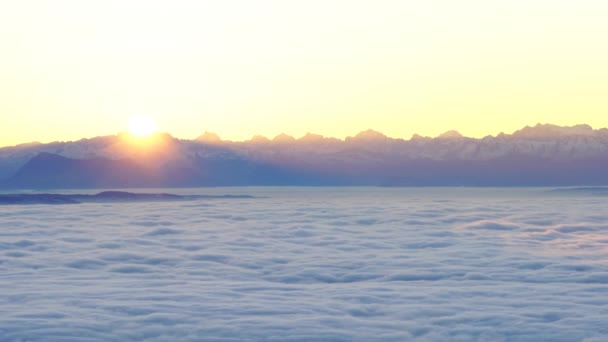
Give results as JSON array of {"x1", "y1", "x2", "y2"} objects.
[{"x1": 1, "y1": 0, "x2": 608, "y2": 146}]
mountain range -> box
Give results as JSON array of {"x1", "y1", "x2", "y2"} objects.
[{"x1": 2, "y1": 123, "x2": 608, "y2": 188}]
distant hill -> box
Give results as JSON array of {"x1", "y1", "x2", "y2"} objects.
[
  {"x1": 0, "y1": 191, "x2": 255, "y2": 205},
  {"x1": 1, "y1": 123, "x2": 608, "y2": 188}
]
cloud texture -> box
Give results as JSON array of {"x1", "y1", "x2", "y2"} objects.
[{"x1": 1, "y1": 188, "x2": 608, "y2": 341}]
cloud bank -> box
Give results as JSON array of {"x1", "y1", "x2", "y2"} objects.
[{"x1": 1, "y1": 188, "x2": 608, "y2": 340}]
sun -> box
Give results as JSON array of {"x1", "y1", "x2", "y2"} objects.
[{"x1": 128, "y1": 115, "x2": 157, "y2": 137}]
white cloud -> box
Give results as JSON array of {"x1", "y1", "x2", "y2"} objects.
[{"x1": 1, "y1": 188, "x2": 608, "y2": 340}]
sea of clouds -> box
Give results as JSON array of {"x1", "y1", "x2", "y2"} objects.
[{"x1": 1, "y1": 187, "x2": 608, "y2": 341}]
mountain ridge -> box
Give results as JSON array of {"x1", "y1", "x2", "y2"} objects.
[
  {"x1": 2, "y1": 123, "x2": 608, "y2": 188},
  {"x1": 4, "y1": 123, "x2": 608, "y2": 149}
]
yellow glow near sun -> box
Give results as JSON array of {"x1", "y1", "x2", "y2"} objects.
[
  {"x1": 2, "y1": 1, "x2": 608, "y2": 146},
  {"x1": 128, "y1": 115, "x2": 157, "y2": 137}
]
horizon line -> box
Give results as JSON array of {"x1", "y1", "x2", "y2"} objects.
[{"x1": 2, "y1": 122, "x2": 605, "y2": 149}]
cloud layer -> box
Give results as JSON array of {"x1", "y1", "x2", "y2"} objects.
[{"x1": 1, "y1": 188, "x2": 608, "y2": 341}]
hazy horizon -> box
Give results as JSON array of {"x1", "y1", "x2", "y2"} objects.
[
  {"x1": 1, "y1": 122, "x2": 605, "y2": 148},
  {"x1": 3, "y1": 121, "x2": 608, "y2": 189}
]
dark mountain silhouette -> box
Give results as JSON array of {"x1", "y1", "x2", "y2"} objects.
[
  {"x1": 1, "y1": 123, "x2": 608, "y2": 188},
  {"x1": 0, "y1": 191, "x2": 255, "y2": 205},
  {"x1": 7, "y1": 153, "x2": 161, "y2": 189}
]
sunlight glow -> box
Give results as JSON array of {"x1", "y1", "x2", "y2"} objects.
[
  {"x1": 128, "y1": 115, "x2": 157, "y2": 137},
  {"x1": 2, "y1": 1, "x2": 608, "y2": 146}
]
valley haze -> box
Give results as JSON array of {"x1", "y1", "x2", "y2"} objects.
[{"x1": 1, "y1": 123, "x2": 608, "y2": 189}]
